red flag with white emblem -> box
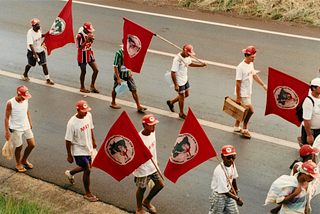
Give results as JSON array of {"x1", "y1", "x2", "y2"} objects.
[
  {"x1": 92, "y1": 111, "x2": 152, "y2": 182},
  {"x1": 164, "y1": 108, "x2": 217, "y2": 183},
  {"x1": 265, "y1": 67, "x2": 310, "y2": 127},
  {"x1": 43, "y1": 0, "x2": 75, "y2": 55},
  {"x1": 123, "y1": 18, "x2": 154, "y2": 73}
]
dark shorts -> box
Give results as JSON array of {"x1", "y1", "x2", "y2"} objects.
[
  {"x1": 78, "y1": 59, "x2": 96, "y2": 68},
  {"x1": 301, "y1": 126, "x2": 320, "y2": 145},
  {"x1": 74, "y1": 156, "x2": 91, "y2": 168},
  {"x1": 113, "y1": 75, "x2": 137, "y2": 92},
  {"x1": 178, "y1": 80, "x2": 190, "y2": 94},
  {"x1": 27, "y1": 50, "x2": 46, "y2": 66}
]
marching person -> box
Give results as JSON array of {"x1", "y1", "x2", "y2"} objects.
[
  {"x1": 276, "y1": 161, "x2": 320, "y2": 214},
  {"x1": 65, "y1": 100, "x2": 98, "y2": 202},
  {"x1": 22, "y1": 18, "x2": 54, "y2": 85},
  {"x1": 298, "y1": 78, "x2": 320, "y2": 145},
  {"x1": 4, "y1": 86, "x2": 35, "y2": 172},
  {"x1": 234, "y1": 46, "x2": 267, "y2": 139},
  {"x1": 209, "y1": 145, "x2": 243, "y2": 214},
  {"x1": 133, "y1": 115, "x2": 164, "y2": 214},
  {"x1": 166, "y1": 44, "x2": 207, "y2": 119},
  {"x1": 76, "y1": 22, "x2": 100, "y2": 93},
  {"x1": 110, "y1": 41, "x2": 147, "y2": 113}
]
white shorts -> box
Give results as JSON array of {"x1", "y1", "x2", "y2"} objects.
[
  {"x1": 241, "y1": 97, "x2": 251, "y2": 106},
  {"x1": 10, "y1": 129, "x2": 34, "y2": 148}
]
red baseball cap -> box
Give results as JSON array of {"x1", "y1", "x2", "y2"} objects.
[
  {"x1": 30, "y1": 18, "x2": 40, "y2": 26},
  {"x1": 221, "y1": 145, "x2": 236, "y2": 156},
  {"x1": 142, "y1": 114, "x2": 159, "y2": 125},
  {"x1": 183, "y1": 44, "x2": 195, "y2": 56},
  {"x1": 299, "y1": 145, "x2": 319, "y2": 156},
  {"x1": 242, "y1": 46, "x2": 256, "y2": 55},
  {"x1": 76, "y1": 100, "x2": 91, "y2": 112},
  {"x1": 83, "y1": 22, "x2": 95, "y2": 33},
  {"x1": 300, "y1": 160, "x2": 320, "y2": 178},
  {"x1": 17, "y1": 86, "x2": 31, "y2": 100}
]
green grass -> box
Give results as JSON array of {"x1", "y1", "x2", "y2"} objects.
[
  {"x1": 178, "y1": 0, "x2": 320, "y2": 26},
  {"x1": 0, "y1": 194, "x2": 56, "y2": 214}
]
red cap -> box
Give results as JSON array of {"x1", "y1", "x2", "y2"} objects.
[
  {"x1": 83, "y1": 22, "x2": 95, "y2": 33},
  {"x1": 30, "y1": 18, "x2": 40, "y2": 26},
  {"x1": 142, "y1": 114, "x2": 159, "y2": 125},
  {"x1": 221, "y1": 145, "x2": 236, "y2": 156},
  {"x1": 76, "y1": 100, "x2": 91, "y2": 112},
  {"x1": 242, "y1": 46, "x2": 256, "y2": 55},
  {"x1": 299, "y1": 145, "x2": 319, "y2": 156},
  {"x1": 17, "y1": 86, "x2": 31, "y2": 100},
  {"x1": 300, "y1": 161, "x2": 320, "y2": 178},
  {"x1": 183, "y1": 44, "x2": 195, "y2": 56}
]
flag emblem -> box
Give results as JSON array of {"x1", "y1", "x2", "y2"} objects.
[
  {"x1": 273, "y1": 86, "x2": 299, "y2": 109},
  {"x1": 49, "y1": 18, "x2": 66, "y2": 35},
  {"x1": 169, "y1": 133, "x2": 198, "y2": 164},
  {"x1": 105, "y1": 135, "x2": 135, "y2": 165},
  {"x1": 127, "y1": 35, "x2": 141, "y2": 58}
]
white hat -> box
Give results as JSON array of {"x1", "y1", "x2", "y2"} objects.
[{"x1": 311, "y1": 78, "x2": 320, "y2": 87}]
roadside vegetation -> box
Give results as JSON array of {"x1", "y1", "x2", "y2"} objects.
[
  {"x1": 178, "y1": 0, "x2": 320, "y2": 26},
  {"x1": 0, "y1": 194, "x2": 56, "y2": 214}
]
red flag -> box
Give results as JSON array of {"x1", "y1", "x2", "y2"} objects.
[
  {"x1": 265, "y1": 67, "x2": 309, "y2": 127},
  {"x1": 92, "y1": 111, "x2": 152, "y2": 182},
  {"x1": 164, "y1": 108, "x2": 217, "y2": 183},
  {"x1": 43, "y1": 0, "x2": 75, "y2": 55},
  {"x1": 123, "y1": 18, "x2": 154, "y2": 73}
]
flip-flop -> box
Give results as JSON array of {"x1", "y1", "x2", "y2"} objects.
[
  {"x1": 241, "y1": 131, "x2": 251, "y2": 139},
  {"x1": 90, "y1": 88, "x2": 100, "y2": 93},
  {"x1": 22, "y1": 162, "x2": 33, "y2": 169},
  {"x1": 137, "y1": 107, "x2": 147, "y2": 113},
  {"x1": 179, "y1": 113, "x2": 186, "y2": 119},
  {"x1": 166, "y1": 100, "x2": 175, "y2": 112},
  {"x1": 142, "y1": 203, "x2": 157, "y2": 214},
  {"x1": 84, "y1": 195, "x2": 98, "y2": 202},
  {"x1": 110, "y1": 104, "x2": 121, "y2": 109},
  {"x1": 16, "y1": 167, "x2": 27, "y2": 173},
  {"x1": 80, "y1": 89, "x2": 90, "y2": 93},
  {"x1": 21, "y1": 75, "x2": 30, "y2": 81}
]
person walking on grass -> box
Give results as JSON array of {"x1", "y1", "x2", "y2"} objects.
[
  {"x1": 65, "y1": 100, "x2": 98, "y2": 202},
  {"x1": 22, "y1": 18, "x2": 54, "y2": 85},
  {"x1": 76, "y1": 22, "x2": 100, "y2": 93},
  {"x1": 4, "y1": 86, "x2": 35, "y2": 173},
  {"x1": 234, "y1": 46, "x2": 267, "y2": 139},
  {"x1": 133, "y1": 115, "x2": 164, "y2": 214},
  {"x1": 110, "y1": 41, "x2": 147, "y2": 113}
]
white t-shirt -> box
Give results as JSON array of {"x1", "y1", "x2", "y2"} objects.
[
  {"x1": 133, "y1": 131, "x2": 157, "y2": 177},
  {"x1": 235, "y1": 60, "x2": 256, "y2": 97},
  {"x1": 302, "y1": 95, "x2": 320, "y2": 129},
  {"x1": 8, "y1": 97, "x2": 30, "y2": 131},
  {"x1": 27, "y1": 28, "x2": 43, "y2": 52},
  {"x1": 65, "y1": 112, "x2": 94, "y2": 156},
  {"x1": 211, "y1": 163, "x2": 238, "y2": 193},
  {"x1": 171, "y1": 53, "x2": 192, "y2": 86}
]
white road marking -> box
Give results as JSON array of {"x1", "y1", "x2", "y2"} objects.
[
  {"x1": 1, "y1": 69, "x2": 298, "y2": 149},
  {"x1": 68, "y1": 0, "x2": 320, "y2": 42}
]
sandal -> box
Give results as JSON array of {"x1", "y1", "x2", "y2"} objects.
[
  {"x1": 179, "y1": 113, "x2": 186, "y2": 120},
  {"x1": 22, "y1": 162, "x2": 33, "y2": 169},
  {"x1": 90, "y1": 88, "x2": 100, "y2": 93},
  {"x1": 142, "y1": 202, "x2": 157, "y2": 214},
  {"x1": 80, "y1": 89, "x2": 90, "y2": 93},
  {"x1": 21, "y1": 75, "x2": 30, "y2": 81},
  {"x1": 46, "y1": 79, "x2": 55, "y2": 85},
  {"x1": 241, "y1": 130, "x2": 251, "y2": 139},
  {"x1": 137, "y1": 107, "x2": 147, "y2": 113},
  {"x1": 110, "y1": 104, "x2": 121, "y2": 109},
  {"x1": 84, "y1": 195, "x2": 98, "y2": 202},
  {"x1": 16, "y1": 167, "x2": 27, "y2": 173}
]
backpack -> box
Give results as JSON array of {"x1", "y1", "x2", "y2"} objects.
[{"x1": 296, "y1": 96, "x2": 314, "y2": 122}]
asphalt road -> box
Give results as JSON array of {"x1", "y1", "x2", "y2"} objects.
[{"x1": 0, "y1": 0, "x2": 320, "y2": 213}]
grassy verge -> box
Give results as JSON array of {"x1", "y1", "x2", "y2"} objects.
[
  {"x1": 178, "y1": 0, "x2": 320, "y2": 26},
  {"x1": 0, "y1": 194, "x2": 56, "y2": 214}
]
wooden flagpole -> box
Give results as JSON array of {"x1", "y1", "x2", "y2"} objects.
[
  {"x1": 215, "y1": 156, "x2": 237, "y2": 196},
  {"x1": 154, "y1": 34, "x2": 204, "y2": 64},
  {"x1": 151, "y1": 158, "x2": 164, "y2": 180}
]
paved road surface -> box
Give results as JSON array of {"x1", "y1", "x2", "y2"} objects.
[{"x1": 0, "y1": 0, "x2": 319, "y2": 213}]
